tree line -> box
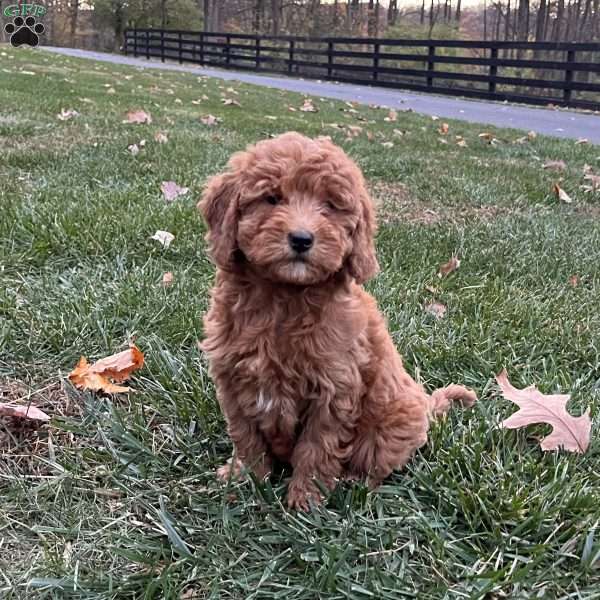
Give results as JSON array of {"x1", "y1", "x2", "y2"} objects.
[{"x1": 20, "y1": 0, "x2": 600, "y2": 51}]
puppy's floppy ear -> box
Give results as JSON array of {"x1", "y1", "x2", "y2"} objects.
[
  {"x1": 198, "y1": 171, "x2": 240, "y2": 270},
  {"x1": 347, "y1": 186, "x2": 379, "y2": 284}
]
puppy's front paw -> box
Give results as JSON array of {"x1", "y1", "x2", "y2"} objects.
[
  {"x1": 287, "y1": 478, "x2": 322, "y2": 511},
  {"x1": 216, "y1": 457, "x2": 244, "y2": 482}
]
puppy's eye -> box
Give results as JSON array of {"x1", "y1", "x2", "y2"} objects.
[
  {"x1": 326, "y1": 200, "x2": 337, "y2": 211},
  {"x1": 265, "y1": 194, "x2": 281, "y2": 206}
]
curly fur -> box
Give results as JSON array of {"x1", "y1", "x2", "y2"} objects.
[{"x1": 199, "y1": 132, "x2": 476, "y2": 510}]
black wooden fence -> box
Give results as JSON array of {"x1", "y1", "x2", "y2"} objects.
[{"x1": 124, "y1": 29, "x2": 600, "y2": 111}]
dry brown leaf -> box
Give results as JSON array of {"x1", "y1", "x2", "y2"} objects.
[
  {"x1": 431, "y1": 115, "x2": 440, "y2": 121},
  {"x1": 576, "y1": 138, "x2": 589, "y2": 145},
  {"x1": 456, "y1": 138, "x2": 468, "y2": 148},
  {"x1": 381, "y1": 141, "x2": 394, "y2": 148},
  {"x1": 162, "y1": 272, "x2": 174, "y2": 287},
  {"x1": 200, "y1": 114, "x2": 220, "y2": 126},
  {"x1": 478, "y1": 132, "x2": 494, "y2": 142},
  {"x1": 161, "y1": 181, "x2": 189, "y2": 202},
  {"x1": 438, "y1": 256, "x2": 461, "y2": 278},
  {"x1": 68, "y1": 346, "x2": 144, "y2": 394},
  {"x1": 584, "y1": 173, "x2": 600, "y2": 190},
  {"x1": 568, "y1": 274, "x2": 580, "y2": 287},
  {"x1": 497, "y1": 369, "x2": 591, "y2": 453},
  {"x1": 127, "y1": 144, "x2": 140, "y2": 156},
  {"x1": 527, "y1": 130, "x2": 537, "y2": 140},
  {"x1": 0, "y1": 403, "x2": 50, "y2": 421},
  {"x1": 542, "y1": 160, "x2": 567, "y2": 171},
  {"x1": 124, "y1": 110, "x2": 152, "y2": 124},
  {"x1": 221, "y1": 98, "x2": 241, "y2": 107},
  {"x1": 425, "y1": 302, "x2": 447, "y2": 319},
  {"x1": 154, "y1": 132, "x2": 169, "y2": 144},
  {"x1": 384, "y1": 109, "x2": 397, "y2": 122},
  {"x1": 439, "y1": 123, "x2": 449, "y2": 135},
  {"x1": 151, "y1": 230, "x2": 175, "y2": 248},
  {"x1": 553, "y1": 183, "x2": 573, "y2": 203},
  {"x1": 347, "y1": 125, "x2": 363, "y2": 137},
  {"x1": 300, "y1": 99, "x2": 318, "y2": 112},
  {"x1": 57, "y1": 108, "x2": 79, "y2": 121}
]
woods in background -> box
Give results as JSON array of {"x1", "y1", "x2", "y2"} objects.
[{"x1": 28, "y1": 0, "x2": 600, "y2": 51}]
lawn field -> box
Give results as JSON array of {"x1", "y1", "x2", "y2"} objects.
[{"x1": 1, "y1": 45, "x2": 600, "y2": 599}]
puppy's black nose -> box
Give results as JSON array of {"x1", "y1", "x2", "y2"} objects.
[{"x1": 288, "y1": 230, "x2": 314, "y2": 253}]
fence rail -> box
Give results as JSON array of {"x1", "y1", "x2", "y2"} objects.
[{"x1": 123, "y1": 29, "x2": 600, "y2": 111}]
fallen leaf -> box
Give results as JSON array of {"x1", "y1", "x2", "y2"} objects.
[
  {"x1": 425, "y1": 302, "x2": 447, "y2": 319},
  {"x1": 569, "y1": 274, "x2": 579, "y2": 287},
  {"x1": 431, "y1": 115, "x2": 440, "y2": 121},
  {"x1": 583, "y1": 173, "x2": 600, "y2": 190},
  {"x1": 0, "y1": 403, "x2": 50, "y2": 421},
  {"x1": 69, "y1": 345, "x2": 144, "y2": 394},
  {"x1": 393, "y1": 129, "x2": 405, "y2": 136},
  {"x1": 221, "y1": 98, "x2": 241, "y2": 107},
  {"x1": 57, "y1": 108, "x2": 79, "y2": 121},
  {"x1": 154, "y1": 132, "x2": 168, "y2": 144},
  {"x1": 124, "y1": 110, "x2": 152, "y2": 124},
  {"x1": 553, "y1": 183, "x2": 573, "y2": 203},
  {"x1": 582, "y1": 164, "x2": 593, "y2": 175},
  {"x1": 575, "y1": 138, "x2": 589, "y2": 145},
  {"x1": 438, "y1": 256, "x2": 461, "y2": 277},
  {"x1": 384, "y1": 109, "x2": 397, "y2": 122},
  {"x1": 127, "y1": 144, "x2": 139, "y2": 156},
  {"x1": 381, "y1": 141, "x2": 394, "y2": 148},
  {"x1": 161, "y1": 181, "x2": 189, "y2": 202},
  {"x1": 347, "y1": 125, "x2": 363, "y2": 137},
  {"x1": 151, "y1": 230, "x2": 175, "y2": 248},
  {"x1": 162, "y1": 271, "x2": 174, "y2": 287},
  {"x1": 456, "y1": 138, "x2": 468, "y2": 147},
  {"x1": 528, "y1": 130, "x2": 537, "y2": 140},
  {"x1": 496, "y1": 369, "x2": 591, "y2": 453},
  {"x1": 439, "y1": 123, "x2": 449, "y2": 135},
  {"x1": 300, "y1": 99, "x2": 318, "y2": 112},
  {"x1": 478, "y1": 132, "x2": 494, "y2": 142},
  {"x1": 106, "y1": 87, "x2": 116, "y2": 94},
  {"x1": 542, "y1": 160, "x2": 567, "y2": 171},
  {"x1": 139, "y1": 139, "x2": 146, "y2": 147},
  {"x1": 200, "y1": 114, "x2": 220, "y2": 126}
]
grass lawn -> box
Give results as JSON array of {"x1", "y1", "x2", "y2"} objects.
[{"x1": 1, "y1": 45, "x2": 600, "y2": 599}]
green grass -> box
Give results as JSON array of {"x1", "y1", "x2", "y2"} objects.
[{"x1": 1, "y1": 45, "x2": 600, "y2": 599}]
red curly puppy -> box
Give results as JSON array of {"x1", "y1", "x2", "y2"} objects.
[{"x1": 199, "y1": 132, "x2": 475, "y2": 510}]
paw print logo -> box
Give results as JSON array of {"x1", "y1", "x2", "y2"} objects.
[{"x1": 4, "y1": 16, "x2": 45, "y2": 47}]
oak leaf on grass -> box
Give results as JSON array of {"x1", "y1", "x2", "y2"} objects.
[
  {"x1": 69, "y1": 346, "x2": 144, "y2": 394},
  {"x1": 497, "y1": 369, "x2": 591, "y2": 453}
]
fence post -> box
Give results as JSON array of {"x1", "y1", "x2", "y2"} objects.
[
  {"x1": 199, "y1": 33, "x2": 204, "y2": 65},
  {"x1": 161, "y1": 30, "x2": 165, "y2": 62},
  {"x1": 489, "y1": 47, "x2": 498, "y2": 94},
  {"x1": 427, "y1": 45, "x2": 435, "y2": 87},
  {"x1": 225, "y1": 34, "x2": 231, "y2": 66},
  {"x1": 178, "y1": 31, "x2": 183, "y2": 64},
  {"x1": 288, "y1": 39, "x2": 295, "y2": 74},
  {"x1": 373, "y1": 42, "x2": 380, "y2": 81},
  {"x1": 256, "y1": 37, "x2": 261, "y2": 70},
  {"x1": 327, "y1": 41, "x2": 334, "y2": 79},
  {"x1": 564, "y1": 49, "x2": 575, "y2": 105}
]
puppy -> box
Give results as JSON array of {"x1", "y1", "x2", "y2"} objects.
[{"x1": 199, "y1": 132, "x2": 475, "y2": 510}]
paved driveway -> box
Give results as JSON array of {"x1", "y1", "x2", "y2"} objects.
[{"x1": 43, "y1": 46, "x2": 600, "y2": 144}]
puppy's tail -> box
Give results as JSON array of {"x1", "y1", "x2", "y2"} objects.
[{"x1": 428, "y1": 384, "x2": 477, "y2": 419}]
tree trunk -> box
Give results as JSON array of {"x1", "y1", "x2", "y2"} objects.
[
  {"x1": 203, "y1": 0, "x2": 211, "y2": 32},
  {"x1": 552, "y1": 0, "x2": 565, "y2": 41},
  {"x1": 70, "y1": 0, "x2": 78, "y2": 46},
  {"x1": 535, "y1": 0, "x2": 547, "y2": 40},
  {"x1": 455, "y1": 0, "x2": 462, "y2": 21},
  {"x1": 271, "y1": 0, "x2": 280, "y2": 35},
  {"x1": 420, "y1": 0, "x2": 426, "y2": 24}
]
